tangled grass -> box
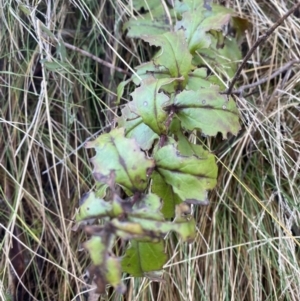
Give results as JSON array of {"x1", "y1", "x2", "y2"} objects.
[{"x1": 0, "y1": 0, "x2": 300, "y2": 300}]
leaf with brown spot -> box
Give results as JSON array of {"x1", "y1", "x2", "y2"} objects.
[
  {"x1": 130, "y1": 77, "x2": 177, "y2": 135},
  {"x1": 86, "y1": 128, "x2": 155, "y2": 192}
]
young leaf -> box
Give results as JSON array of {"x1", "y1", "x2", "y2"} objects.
[
  {"x1": 86, "y1": 128, "x2": 155, "y2": 192},
  {"x1": 118, "y1": 104, "x2": 159, "y2": 150},
  {"x1": 153, "y1": 144, "x2": 217, "y2": 204},
  {"x1": 172, "y1": 89, "x2": 240, "y2": 136},
  {"x1": 130, "y1": 77, "x2": 176, "y2": 134},
  {"x1": 121, "y1": 240, "x2": 167, "y2": 277},
  {"x1": 142, "y1": 31, "x2": 193, "y2": 88}
]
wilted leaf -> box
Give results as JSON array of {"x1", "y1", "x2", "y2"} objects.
[
  {"x1": 110, "y1": 212, "x2": 195, "y2": 242},
  {"x1": 130, "y1": 77, "x2": 176, "y2": 134},
  {"x1": 84, "y1": 236, "x2": 106, "y2": 266},
  {"x1": 85, "y1": 235, "x2": 125, "y2": 293},
  {"x1": 118, "y1": 104, "x2": 159, "y2": 150},
  {"x1": 154, "y1": 144, "x2": 217, "y2": 204},
  {"x1": 86, "y1": 128, "x2": 154, "y2": 192},
  {"x1": 121, "y1": 240, "x2": 167, "y2": 276},
  {"x1": 172, "y1": 88, "x2": 240, "y2": 136},
  {"x1": 127, "y1": 215, "x2": 196, "y2": 242},
  {"x1": 106, "y1": 256, "x2": 126, "y2": 293}
]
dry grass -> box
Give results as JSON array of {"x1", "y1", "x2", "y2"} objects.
[{"x1": 0, "y1": 0, "x2": 300, "y2": 300}]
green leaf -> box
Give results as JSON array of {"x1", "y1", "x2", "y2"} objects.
[
  {"x1": 76, "y1": 191, "x2": 127, "y2": 221},
  {"x1": 186, "y1": 68, "x2": 217, "y2": 90},
  {"x1": 154, "y1": 145, "x2": 217, "y2": 204},
  {"x1": 142, "y1": 31, "x2": 193, "y2": 87},
  {"x1": 132, "y1": 62, "x2": 185, "y2": 94},
  {"x1": 194, "y1": 37, "x2": 242, "y2": 79},
  {"x1": 118, "y1": 104, "x2": 159, "y2": 150},
  {"x1": 106, "y1": 256, "x2": 126, "y2": 293},
  {"x1": 132, "y1": 193, "x2": 164, "y2": 220},
  {"x1": 176, "y1": 131, "x2": 210, "y2": 158},
  {"x1": 111, "y1": 212, "x2": 196, "y2": 242},
  {"x1": 116, "y1": 78, "x2": 131, "y2": 104},
  {"x1": 130, "y1": 77, "x2": 176, "y2": 134},
  {"x1": 174, "y1": 0, "x2": 246, "y2": 78},
  {"x1": 95, "y1": 182, "x2": 108, "y2": 199},
  {"x1": 84, "y1": 236, "x2": 106, "y2": 266},
  {"x1": 121, "y1": 240, "x2": 167, "y2": 277},
  {"x1": 76, "y1": 192, "x2": 112, "y2": 222},
  {"x1": 172, "y1": 89, "x2": 240, "y2": 136},
  {"x1": 151, "y1": 172, "x2": 181, "y2": 218},
  {"x1": 128, "y1": 216, "x2": 196, "y2": 242},
  {"x1": 132, "y1": 62, "x2": 169, "y2": 85},
  {"x1": 86, "y1": 128, "x2": 155, "y2": 192}
]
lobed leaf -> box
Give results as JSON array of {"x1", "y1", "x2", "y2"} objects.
[
  {"x1": 142, "y1": 31, "x2": 193, "y2": 88},
  {"x1": 130, "y1": 77, "x2": 176, "y2": 134},
  {"x1": 172, "y1": 89, "x2": 240, "y2": 136},
  {"x1": 154, "y1": 144, "x2": 217, "y2": 204},
  {"x1": 86, "y1": 128, "x2": 154, "y2": 192}
]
